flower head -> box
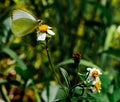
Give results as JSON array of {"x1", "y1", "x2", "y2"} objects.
[
  {"x1": 37, "y1": 24, "x2": 55, "y2": 41},
  {"x1": 92, "y1": 79, "x2": 101, "y2": 93},
  {"x1": 72, "y1": 52, "x2": 81, "y2": 64},
  {"x1": 86, "y1": 68, "x2": 102, "y2": 82}
]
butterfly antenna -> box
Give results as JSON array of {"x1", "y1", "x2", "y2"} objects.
[{"x1": 37, "y1": 19, "x2": 42, "y2": 24}]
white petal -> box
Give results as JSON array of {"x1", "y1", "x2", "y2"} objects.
[
  {"x1": 91, "y1": 87, "x2": 97, "y2": 93},
  {"x1": 92, "y1": 68, "x2": 102, "y2": 75},
  {"x1": 48, "y1": 26, "x2": 52, "y2": 29},
  {"x1": 117, "y1": 26, "x2": 120, "y2": 32},
  {"x1": 87, "y1": 68, "x2": 92, "y2": 71},
  {"x1": 47, "y1": 30, "x2": 55, "y2": 35},
  {"x1": 97, "y1": 69, "x2": 102, "y2": 74},
  {"x1": 95, "y1": 77, "x2": 100, "y2": 81},
  {"x1": 86, "y1": 76, "x2": 94, "y2": 82},
  {"x1": 37, "y1": 32, "x2": 46, "y2": 41},
  {"x1": 92, "y1": 68, "x2": 97, "y2": 70}
]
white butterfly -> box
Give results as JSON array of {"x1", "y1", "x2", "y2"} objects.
[{"x1": 11, "y1": 9, "x2": 42, "y2": 37}]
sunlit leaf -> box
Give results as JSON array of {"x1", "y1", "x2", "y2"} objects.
[
  {"x1": 42, "y1": 85, "x2": 66, "y2": 102},
  {"x1": 60, "y1": 67, "x2": 71, "y2": 89},
  {"x1": 0, "y1": 85, "x2": 10, "y2": 102},
  {"x1": 104, "y1": 25, "x2": 116, "y2": 50},
  {"x1": 33, "y1": 85, "x2": 42, "y2": 102},
  {"x1": 100, "y1": 25, "x2": 116, "y2": 67}
]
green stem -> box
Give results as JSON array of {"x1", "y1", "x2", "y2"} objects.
[
  {"x1": 70, "y1": 83, "x2": 85, "y2": 96},
  {"x1": 0, "y1": 85, "x2": 10, "y2": 102},
  {"x1": 32, "y1": 85, "x2": 42, "y2": 102},
  {"x1": 45, "y1": 39, "x2": 61, "y2": 83},
  {"x1": 45, "y1": 39, "x2": 68, "y2": 96},
  {"x1": 45, "y1": 39, "x2": 54, "y2": 72},
  {"x1": 71, "y1": 62, "x2": 79, "y2": 97},
  {"x1": 74, "y1": 63, "x2": 79, "y2": 85},
  {"x1": 19, "y1": 81, "x2": 26, "y2": 102}
]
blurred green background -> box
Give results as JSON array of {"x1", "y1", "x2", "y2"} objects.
[{"x1": 0, "y1": 0, "x2": 120, "y2": 102}]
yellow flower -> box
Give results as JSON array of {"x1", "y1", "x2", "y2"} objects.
[
  {"x1": 39, "y1": 25, "x2": 49, "y2": 32},
  {"x1": 92, "y1": 70, "x2": 99, "y2": 78},
  {"x1": 92, "y1": 80, "x2": 101, "y2": 93},
  {"x1": 37, "y1": 24, "x2": 55, "y2": 41}
]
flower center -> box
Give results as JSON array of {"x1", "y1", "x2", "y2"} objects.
[
  {"x1": 94, "y1": 80, "x2": 101, "y2": 92},
  {"x1": 39, "y1": 25, "x2": 48, "y2": 32},
  {"x1": 92, "y1": 70, "x2": 99, "y2": 78}
]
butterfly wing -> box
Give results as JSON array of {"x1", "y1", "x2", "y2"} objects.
[
  {"x1": 11, "y1": 9, "x2": 38, "y2": 37},
  {"x1": 11, "y1": 9, "x2": 37, "y2": 21},
  {"x1": 11, "y1": 18, "x2": 37, "y2": 37}
]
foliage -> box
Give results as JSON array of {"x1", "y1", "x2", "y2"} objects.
[{"x1": 0, "y1": 0, "x2": 120, "y2": 102}]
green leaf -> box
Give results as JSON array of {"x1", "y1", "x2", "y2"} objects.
[
  {"x1": 102, "y1": 47, "x2": 120, "y2": 56},
  {"x1": 0, "y1": 85, "x2": 11, "y2": 102},
  {"x1": 73, "y1": 86, "x2": 83, "y2": 95},
  {"x1": 100, "y1": 74, "x2": 111, "y2": 90},
  {"x1": 0, "y1": 80, "x2": 8, "y2": 85},
  {"x1": 2, "y1": 47, "x2": 27, "y2": 70},
  {"x1": 57, "y1": 59, "x2": 100, "y2": 69},
  {"x1": 32, "y1": 85, "x2": 42, "y2": 102},
  {"x1": 90, "y1": 93, "x2": 110, "y2": 102},
  {"x1": 100, "y1": 25, "x2": 117, "y2": 67},
  {"x1": 27, "y1": 79, "x2": 42, "y2": 102},
  {"x1": 57, "y1": 59, "x2": 74, "y2": 67},
  {"x1": 2, "y1": 48, "x2": 37, "y2": 80},
  {"x1": 15, "y1": 66, "x2": 38, "y2": 80},
  {"x1": 104, "y1": 25, "x2": 116, "y2": 50},
  {"x1": 71, "y1": 96, "x2": 92, "y2": 102},
  {"x1": 80, "y1": 59, "x2": 100, "y2": 69},
  {"x1": 60, "y1": 67, "x2": 71, "y2": 89},
  {"x1": 113, "y1": 88, "x2": 120, "y2": 102},
  {"x1": 42, "y1": 85, "x2": 66, "y2": 102},
  {"x1": 0, "y1": 78, "x2": 21, "y2": 86}
]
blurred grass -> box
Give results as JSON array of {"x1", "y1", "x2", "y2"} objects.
[{"x1": 0, "y1": 0, "x2": 120, "y2": 102}]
